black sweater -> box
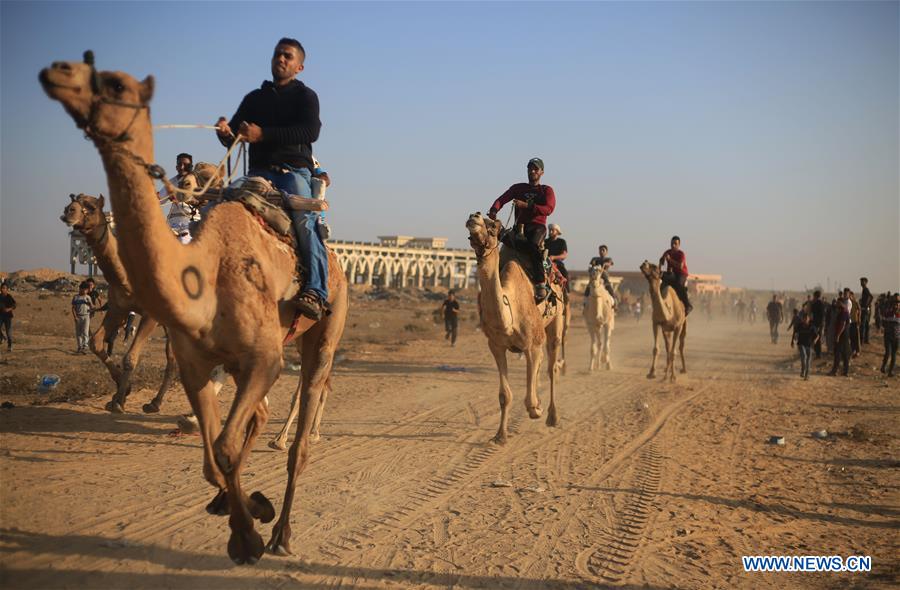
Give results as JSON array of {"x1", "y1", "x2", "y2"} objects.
[{"x1": 224, "y1": 79, "x2": 321, "y2": 171}]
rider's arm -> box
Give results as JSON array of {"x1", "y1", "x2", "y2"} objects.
[
  {"x1": 488, "y1": 186, "x2": 517, "y2": 217},
  {"x1": 531, "y1": 186, "x2": 555, "y2": 217}
]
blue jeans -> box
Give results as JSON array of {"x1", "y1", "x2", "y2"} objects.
[
  {"x1": 245, "y1": 165, "x2": 329, "y2": 301},
  {"x1": 798, "y1": 345, "x2": 811, "y2": 377}
]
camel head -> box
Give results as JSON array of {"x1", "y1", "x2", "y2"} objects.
[
  {"x1": 466, "y1": 212, "x2": 502, "y2": 257},
  {"x1": 39, "y1": 51, "x2": 154, "y2": 141},
  {"x1": 61, "y1": 193, "x2": 107, "y2": 233},
  {"x1": 639, "y1": 260, "x2": 662, "y2": 283},
  {"x1": 588, "y1": 264, "x2": 604, "y2": 287}
]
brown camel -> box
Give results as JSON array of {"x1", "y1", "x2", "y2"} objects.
[
  {"x1": 583, "y1": 265, "x2": 616, "y2": 371},
  {"x1": 41, "y1": 54, "x2": 348, "y2": 564},
  {"x1": 60, "y1": 193, "x2": 177, "y2": 413},
  {"x1": 466, "y1": 213, "x2": 565, "y2": 444},
  {"x1": 639, "y1": 261, "x2": 687, "y2": 382}
]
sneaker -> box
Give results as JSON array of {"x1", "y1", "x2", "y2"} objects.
[
  {"x1": 685, "y1": 303, "x2": 693, "y2": 315},
  {"x1": 294, "y1": 292, "x2": 324, "y2": 321},
  {"x1": 534, "y1": 284, "x2": 548, "y2": 303}
]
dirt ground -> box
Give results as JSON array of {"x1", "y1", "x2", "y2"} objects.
[{"x1": 0, "y1": 279, "x2": 897, "y2": 589}]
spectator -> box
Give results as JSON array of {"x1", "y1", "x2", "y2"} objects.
[
  {"x1": 809, "y1": 290, "x2": 827, "y2": 359},
  {"x1": 880, "y1": 293, "x2": 899, "y2": 377},
  {"x1": 0, "y1": 283, "x2": 16, "y2": 352},
  {"x1": 441, "y1": 290, "x2": 460, "y2": 346},
  {"x1": 859, "y1": 277, "x2": 873, "y2": 344},
  {"x1": 72, "y1": 282, "x2": 93, "y2": 354},
  {"x1": 848, "y1": 290, "x2": 861, "y2": 357},
  {"x1": 766, "y1": 295, "x2": 783, "y2": 344}
]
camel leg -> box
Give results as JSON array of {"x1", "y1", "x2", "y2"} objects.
[
  {"x1": 311, "y1": 376, "x2": 331, "y2": 442},
  {"x1": 91, "y1": 308, "x2": 126, "y2": 393},
  {"x1": 143, "y1": 327, "x2": 177, "y2": 413},
  {"x1": 487, "y1": 340, "x2": 513, "y2": 444},
  {"x1": 662, "y1": 330, "x2": 675, "y2": 383},
  {"x1": 602, "y1": 322, "x2": 612, "y2": 371},
  {"x1": 647, "y1": 323, "x2": 660, "y2": 379},
  {"x1": 173, "y1": 346, "x2": 226, "y2": 502},
  {"x1": 269, "y1": 377, "x2": 302, "y2": 451},
  {"x1": 109, "y1": 315, "x2": 157, "y2": 413},
  {"x1": 588, "y1": 328, "x2": 598, "y2": 372},
  {"x1": 268, "y1": 311, "x2": 345, "y2": 557},
  {"x1": 524, "y1": 346, "x2": 543, "y2": 419},
  {"x1": 545, "y1": 321, "x2": 562, "y2": 427},
  {"x1": 213, "y1": 347, "x2": 282, "y2": 565},
  {"x1": 679, "y1": 322, "x2": 687, "y2": 374}
]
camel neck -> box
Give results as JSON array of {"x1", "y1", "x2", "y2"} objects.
[
  {"x1": 647, "y1": 278, "x2": 670, "y2": 320},
  {"x1": 94, "y1": 124, "x2": 198, "y2": 332},
  {"x1": 82, "y1": 222, "x2": 129, "y2": 295},
  {"x1": 476, "y1": 248, "x2": 514, "y2": 335}
]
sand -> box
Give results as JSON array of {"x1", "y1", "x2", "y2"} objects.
[{"x1": 0, "y1": 285, "x2": 897, "y2": 589}]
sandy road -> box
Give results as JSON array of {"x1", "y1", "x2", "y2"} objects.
[{"x1": 1, "y1": 310, "x2": 897, "y2": 589}]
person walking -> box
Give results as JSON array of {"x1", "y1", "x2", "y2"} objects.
[
  {"x1": 829, "y1": 290, "x2": 852, "y2": 376},
  {"x1": 766, "y1": 295, "x2": 783, "y2": 344},
  {"x1": 810, "y1": 290, "x2": 826, "y2": 359},
  {"x1": 71, "y1": 282, "x2": 93, "y2": 354},
  {"x1": 880, "y1": 293, "x2": 899, "y2": 377},
  {"x1": 441, "y1": 290, "x2": 460, "y2": 346},
  {"x1": 791, "y1": 312, "x2": 819, "y2": 380},
  {"x1": 0, "y1": 283, "x2": 16, "y2": 352}
]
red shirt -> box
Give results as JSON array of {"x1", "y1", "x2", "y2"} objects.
[
  {"x1": 662, "y1": 248, "x2": 688, "y2": 275},
  {"x1": 489, "y1": 183, "x2": 556, "y2": 227}
]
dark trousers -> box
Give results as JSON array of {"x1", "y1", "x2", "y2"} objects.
[
  {"x1": 769, "y1": 319, "x2": 780, "y2": 344},
  {"x1": 0, "y1": 316, "x2": 11, "y2": 348},
  {"x1": 444, "y1": 317, "x2": 458, "y2": 345},
  {"x1": 860, "y1": 308, "x2": 871, "y2": 343},
  {"x1": 850, "y1": 324, "x2": 860, "y2": 354},
  {"x1": 523, "y1": 223, "x2": 546, "y2": 284},
  {"x1": 813, "y1": 323, "x2": 824, "y2": 358},
  {"x1": 831, "y1": 331, "x2": 850, "y2": 375},
  {"x1": 662, "y1": 272, "x2": 691, "y2": 309},
  {"x1": 882, "y1": 331, "x2": 898, "y2": 375}
]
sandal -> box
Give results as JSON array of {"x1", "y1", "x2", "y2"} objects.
[{"x1": 294, "y1": 292, "x2": 324, "y2": 321}]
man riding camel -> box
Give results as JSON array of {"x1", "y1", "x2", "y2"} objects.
[
  {"x1": 659, "y1": 235, "x2": 693, "y2": 315},
  {"x1": 215, "y1": 37, "x2": 327, "y2": 320},
  {"x1": 487, "y1": 157, "x2": 556, "y2": 302}
]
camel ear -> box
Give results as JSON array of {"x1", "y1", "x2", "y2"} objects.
[
  {"x1": 98, "y1": 194, "x2": 105, "y2": 209},
  {"x1": 69, "y1": 193, "x2": 76, "y2": 202},
  {"x1": 139, "y1": 75, "x2": 154, "y2": 104}
]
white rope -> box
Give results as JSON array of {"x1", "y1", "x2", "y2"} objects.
[
  {"x1": 153, "y1": 124, "x2": 218, "y2": 130},
  {"x1": 158, "y1": 133, "x2": 248, "y2": 206}
]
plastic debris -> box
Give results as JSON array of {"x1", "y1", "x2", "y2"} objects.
[
  {"x1": 491, "y1": 480, "x2": 513, "y2": 488},
  {"x1": 37, "y1": 374, "x2": 60, "y2": 394},
  {"x1": 768, "y1": 436, "x2": 785, "y2": 446},
  {"x1": 812, "y1": 429, "x2": 829, "y2": 439}
]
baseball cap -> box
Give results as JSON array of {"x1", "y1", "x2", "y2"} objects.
[{"x1": 527, "y1": 157, "x2": 544, "y2": 170}]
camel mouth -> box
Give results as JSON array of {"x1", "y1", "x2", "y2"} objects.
[{"x1": 39, "y1": 69, "x2": 82, "y2": 94}]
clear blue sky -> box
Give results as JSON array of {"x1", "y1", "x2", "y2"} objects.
[{"x1": 2, "y1": 1, "x2": 897, "y2": 291}]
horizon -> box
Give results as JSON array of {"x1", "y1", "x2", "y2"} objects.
[{"x1": 1, "y1": 1, "x2": 898, "y2": 292}]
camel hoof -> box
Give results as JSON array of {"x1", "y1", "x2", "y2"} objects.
[
  {"x1": 206, "y1": 489, "x2": 229, "y2": 516},
  {"x1": 680, "y1": 368, "x2": 687, "y2": 374},
  {"x1": 266, "y1": 525, "x2": 292, "y2": 556},
  {"x1": 267, "y1": 439, "x2": 287, "y2": 451},
  {"x1": 605, "y1": 363, "x2": 612, "y2": 371},
  {"x1": 527, "y1": 407, "x2": 543, "y2": 419},
  {"x1": 249, "y1": 491, "x2": 275, "y2": 524},
  {"x1": 309, "y1": 432, "x2": 321, "y2": 443},
  {"x1": 646, "y1": 373, "x2": 655, "y2": 379},
  {"x1": 545, "y1": 413, "x2": 559, "y2": 428},
  {"x1": 491, "y1": 434, "x2": 508, "y2": 445},
  {"x1": 106, "y1": 401, "x2": 125, "y2": 414},
  {"x1": 228, "y1": 528, "x2": 265, "y2": 565},
  {"x1": 177, "y1": 414, "x2": 200, "y2": 435},
  {"x1": 142, "y1": 401, "x2": 160, "y2": 414}
]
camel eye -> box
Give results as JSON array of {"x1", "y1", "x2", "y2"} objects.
[{"x1": 105, "y1": 78, "x2": 125, "y2": 94}]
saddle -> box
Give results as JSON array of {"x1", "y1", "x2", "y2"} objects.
[
  {"x1": 498, "y1": 227, "x2": 564, "y2": 307},
  {"x1": 224, "y1": 177, "x2": 294, "y2": 239}
]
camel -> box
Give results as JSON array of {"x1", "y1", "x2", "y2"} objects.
[
  {"x1": 466, "y1": 213, "x2": 565, "y2": 444},
  {"x1": 60, "y1": 193, "x2": 177, "y2": 413},
  {"x1": 639, "y1": 261, "x2": 687, "y2": 382},
  {"x1": 583, "y1": 265, "x2": 615, "y2": 371},
  {"x1": 41, "y1": 54, "x2": 348, "y2": 564}
]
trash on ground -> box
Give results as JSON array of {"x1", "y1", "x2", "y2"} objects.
[
  {"x1": 768, "y1": 435, "x2": 785, "y2": 446},
  {"x1": 437, "y1": 365, "x2": 467, "y2": 372},
  {"x1": 812, "y1": 429, "x2": 829, "y2": 439},
  {"x1": 37, "y1": 374, "x2": 60, "y2": 393},
  {"x1": 491, "y1": 480, "x2": 513, "y2": 488}
]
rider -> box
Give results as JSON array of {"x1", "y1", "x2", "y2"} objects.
[
  {"x1": 586, "y1": 245, "x2": 618, "y2": 308},
  {"x1": 215, "y1": 37, "x2": 327, "y2": 320},
  {"x1": 487, "y1": 158, "x2": 556, "y2": 302},
  {"x1": 545, "y1": 223, "x2": 568, "y2": 291},
  {"x1": 659, "y1": 236, "x2": 692, "y2": 315},
  {"x1": 159, "y1": 152, "x2": 199, "y2": 244}
]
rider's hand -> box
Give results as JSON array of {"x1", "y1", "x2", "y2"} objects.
[
  {"x1": 215, "y1": 117, "x2": 232, "y2": 138},
  {"x1": 513, "y1": 199, "x2": 528, "y2": 209},
  {"x1": 315, "y1": 172, "x2": 331, "y2": 187},
  {"x1": 487, "y1": 210, "x2": 497, "y2": 220},
  {"x1": 239, "y1": 121, "x2": 264, "y2": 143}
]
